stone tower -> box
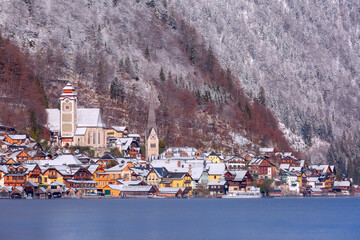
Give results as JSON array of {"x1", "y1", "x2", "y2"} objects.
[
  {"x1": 59, "y1": 82, "x2": 77, "y2": 145},
  {"x1": 145, "y1": 86, "x2": 159, "y2": 161}
]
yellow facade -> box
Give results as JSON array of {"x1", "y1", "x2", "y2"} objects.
[
  {"x1": 207, "y1": 154, "x2": 222, "y2": 163},
  {"x1": 41, "y1": 169, "x2": 64, "y2": 185},
  {"x1": 208, "y1": 174, "x2": 221, "y2": 182},
  {"x1": 106, "y1": 127, "x2": 128, "y2": 138},
  {"x1": 159, "y1": 174, "x2": 192, "y2": 189},
  {"x1": 147, "y1": 170, "x2": 160, "y2": 187},
  {"x1": 106, "y1": 163, "x2": 134, "y2": 183},
  {"x1": 92, "y1": 167, "x2": 111, "y2": 189},
  {"x1": 103, "y1": 185, "x2": 121, "y2": 196}
]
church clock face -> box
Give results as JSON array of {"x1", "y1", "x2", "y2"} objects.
[{"x1": 151, "y1": 135, "x2": 155, "y2": 139}]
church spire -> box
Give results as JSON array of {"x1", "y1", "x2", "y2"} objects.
[
  {"x1": 146, "y1": 84, "x2": 157, "y2": 138},
  {"x1": 145, "y1": 84, "x2": 159, "y2": 161}
]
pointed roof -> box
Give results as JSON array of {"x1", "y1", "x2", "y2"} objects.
[
  {"x1": 59, "y1": 82, "x2": 77, "y2": 100},
  {"x1": 146, "y1": 86, "x2": 157, "y2": 137}
]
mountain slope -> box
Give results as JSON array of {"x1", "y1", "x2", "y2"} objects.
[
  {"x1": 173, "y1": 0, "x2": 360, "y2": 149},
  {"x1": 0, "y1": 0, "x2": 291, "y2": 152}
]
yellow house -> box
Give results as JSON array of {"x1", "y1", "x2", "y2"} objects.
[
  {"x1": 41, "y1": 167, "x2": 65, "y2": 185},
  {"x1": 91, "y1": 165, "x2": 110, "y2": 190},
  {"x1": 106, "y1": 126, "x2": 128, "y2": 139},
  {"x1": 105, "y1": 162, "x2": 135, "y2": 183},
  {"x1": 207, "y1": 163, "x2": 226, "y2": 181},
  {"x1": 160, "y1": 172, "x2": 192, "y2": 189},
  {"x1": 103, "y1": 184, "x2": 123, "y2": 196},
  {"x1": 26, "y1": 164, "x2": 43, "y2": 185},
  {"x1": 207, "y1": 152, "x2": 223, "y2": 163},
  {"x1": 146, "y1": 167, "x2": 168, "y2": 187}
]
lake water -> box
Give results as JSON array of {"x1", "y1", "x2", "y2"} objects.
[{"x1": 0, "y1": 198, "x2": 359, "y2": 240}]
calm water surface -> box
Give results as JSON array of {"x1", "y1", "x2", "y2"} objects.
[{"x1": 0, "y1": 198, "x2": 359, "y2": 240}]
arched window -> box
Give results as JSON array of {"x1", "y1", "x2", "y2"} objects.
[{"x1": 93, "y1": 132, "x2": 96, "y2": 144}]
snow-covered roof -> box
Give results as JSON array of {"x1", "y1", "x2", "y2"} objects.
[
  {"x1": 118, "y1": 180, "x2": 143, "y2": 186},
  {"x1": 334, "y1": 181, "x2": 350, "y2": 187},
  {"x1": 6, "y1": 134, "x2": 28, "y2": 140},
  {"x1": 207, "y1": 180, "x2": 226, "y2": 186},
  {"x1": 289, "y1": 167, "x2": 302, "y2": 172},
  {"x1": 49, "y1": 181, "x2": 65, "y2": 186},
  {"x1": 190, "y1": 166, "x2": 204, "y2": 180},
  {"x1": 115, "y1": 138, "x2": 133, "y2": 150},
  {"x1": 111, "y1": 126, "x2": 127, "y2": 132},
  {"x1": 280, "y1": 164, "x2": 290, "y2": 170},
  {"x1": 207, "y1": 163, "x2": 225, "y2": 175},
  {"x1": 77, "y1": 108, "x2": 106, "y2": 128},
  {"x1": 151, "y1": 160, "x2": 190, "y2": 172},
  {"x1": 38, "y1": 154, "x2": 83, "y2": 166},
  {"x1": 46, "y1": 109, "x2": 60, "y2": 132},
  {"x1": 128, "y1": 134, "x2": 140, "y2": 138},
  {"x1": 231, "y1": 170, "x2": 248, "y2": 181},
  {"x1": 75, "y1": 128, "x2": 87, "y2": 136},
  {"x1": 259, "y1": 147, "x2": 274, "y2": 154},
  {"x1": 159, "y1": 187, "x2": 184, "y2": 193},
  {"x1": 307, "y1": 177, "x2": 319, "y2": 182},
  {"x1": 121, "y1": 185, "x2": 154, "y2": 192}
]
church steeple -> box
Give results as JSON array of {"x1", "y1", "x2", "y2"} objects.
[
  {"x1": 146, "y1": 86, "x2": 157, "y2": 138},
  {"x1": 145, "y1": 85, "x2": 159, "y2": 161}
]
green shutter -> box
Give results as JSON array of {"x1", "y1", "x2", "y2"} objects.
[{"x1": 105, "y1": 190, "x2": 111, "y2": 195}]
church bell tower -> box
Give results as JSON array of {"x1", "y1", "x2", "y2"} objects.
[{"x1": 59, "y1": 82, "x2": 77, "y2": 145}]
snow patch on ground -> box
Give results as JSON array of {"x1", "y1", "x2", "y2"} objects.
[
  {"x1": 303, "y1": 137, "x2": 330, "y2": 164},
  {"x1": 230, "y1": 132, "x2": 251, "y2": 146},
  {"x1": 278, "y1": 122, "x2": 306, "y2": 152}
]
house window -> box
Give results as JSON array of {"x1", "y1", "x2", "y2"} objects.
[
  {"x1": 214, "y1": 176, "x2": 216, "y2": 179},
  {"x1": 150, "y1": 143, "x2": 156, "y2": 148}
]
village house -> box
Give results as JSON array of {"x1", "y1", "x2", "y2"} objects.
[
  {"x1": 146, "y1": 167, "x2": 168, "y2": 187},
  {"x1": 248, "y1": 158, "x2": 276, "y2": 179},
  {"x1": 106, "y1": 126, "x2": 129, "y2": 139},
  {"x1": 3, "y1": 134, "x2": 32, "y2": 146},
  {"x1": 64, "y1": 167, "x2": 97, "y2": 195},
  {"x1": 224, "y1": 170, "x2": 253, "y2": 193},
  {"x1": 4, "y1": 165, "x2": 27, "y2": 188},
  {"x1": 206, "y1": 151, "x2": 224, "y2": 163},
  {"x1": 160, "y1": 172, "x2": 192, "y2": 189},
  {"x1": 207, "y1": 180, "x2": 227, "y2": 196},
  {"x1": 224, "y1": 155, "x2": 247, "y2": 170},
  {"x1": 206, "y1": 163, "x2": 226, "y2": 182},
  {"x1": 105, "y1": 161, "x2": 135, "y2": 182}
]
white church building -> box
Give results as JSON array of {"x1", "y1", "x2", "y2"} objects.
[{"x1": 45, "y1": 83, "x2": 107, "y2": 148}]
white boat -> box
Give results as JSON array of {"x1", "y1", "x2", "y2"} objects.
[{"x1": 222, "y1": 187, "x2": 262, "y2": 199}]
